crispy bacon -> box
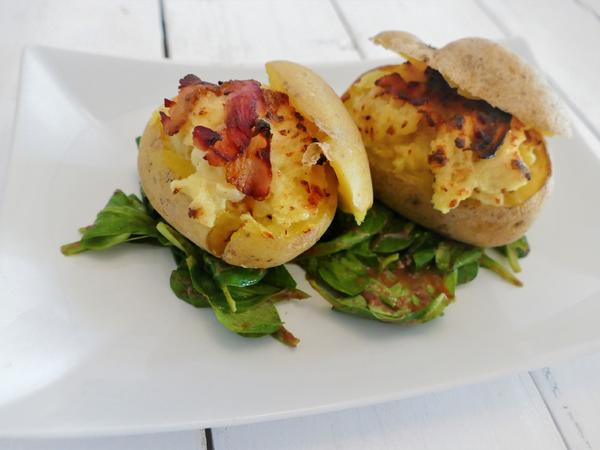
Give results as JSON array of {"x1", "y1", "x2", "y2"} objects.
[
  {"x1": 179, "y1": 74, "x2": 204, "y2": 89},
  {"x1": 160, "y1": 75, "x2": 275, "y2": 199},
  {"x1": 193, "y1": 126, "x2": 222, "y2": 148},
  {"x1": 189, "y1": 80, "x2": 272, "y2": 200},
  {"x1": 160, "y1": 75, "x2": 219, "y2": 136},
  {"x1": 227, "y1": 124, "x2": 272, "y2": 199},
  {"x1": 375, "y1": 67, "x2": 512, "y2": 159}
]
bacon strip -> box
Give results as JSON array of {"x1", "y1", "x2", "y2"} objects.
[
  {"x1": 193, "y1": 126, "x2": 222, "y2": 148},
  {"x1": 227, "y1": 122, "x2": 272, "y2": 199},
  {"x1": 161, "y1": 75, "x2": 273, "y2": 199},
  {"x1": 160, "y1": 75, "x2": 219, "y2": 136},
  {"x1": 189, "y1": 80, "x2": 272, "y2": 200}
]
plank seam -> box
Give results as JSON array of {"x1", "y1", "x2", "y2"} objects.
[
  {"x1": 531, "y1": 369, "x2": 593, "y2": 450},
  {"x1": 159, "y1": 0, "x2": 170, "y2": 58},
  {"x1": 530, "y1": 370, "x2": 575, "y2": 450},
  {"x1": 573, "y1": 0, "x2": 600, "y2": 22},
  {"x1": 205, "y1": 428, "x2": 215, "y2": 450},
  {"x1": 329, "y1": 0, "x2": 366, "y2": 60}
]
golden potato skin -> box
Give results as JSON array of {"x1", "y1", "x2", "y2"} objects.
[
  {"x1": 221, "y1": 170, "x2": 337, "y2": 268},
  {"x1": 138, "y1": 118, "x2": 338, "y2": 267},
  {"x1": 266, "y1": 61, "x2": 373, "y2": 223},
  {"x1": 139, "y1": 119, "x2": 210, "y2": 250},
  {"x1": 369, "y1": 152, "x2": 551, "y2": 247}
]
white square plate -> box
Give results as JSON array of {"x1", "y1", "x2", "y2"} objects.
[{"x1": 1, "y1": 46, "x2": 600, "y2": 438}]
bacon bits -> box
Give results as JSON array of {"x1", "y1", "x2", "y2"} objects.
[
  {"x1": 186, "y1": 80, "x2": 273, "y2": 200},
  {"x1": 160, "y1": 75, "x2": 219, "y2": 136},
  {"x1": 159, "y1": 76, "x2": 275, "y2": 200},
  {"x1": 193, "y1": 126, "x2": 222, "y2": 149}
]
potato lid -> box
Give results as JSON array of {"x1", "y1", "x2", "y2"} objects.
[
  {"x1": 266, "y1": 61, "x2": 373, "y2": 223},
  {"x1": 372, "y1": 31, "x2": 571, "y2": 136}
]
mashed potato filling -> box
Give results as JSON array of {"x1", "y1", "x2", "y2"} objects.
[
  {"x1": 344, "y1": 63, "x2": 545, "y2": 213},
  {"x1": 157, "y1": 79, "x2": 332, "y2": 236},
  {"x1": 170, "y1": 149, "x2": 244, "y2": 227}
]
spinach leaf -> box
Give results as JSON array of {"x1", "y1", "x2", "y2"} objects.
[
  {"x1": 457, "y1": 262, "x2": 479, "y2": 285},
  {"x1": 413, "y1": 248, "x2": 436, "y2": 270},
  {"x1": 480, "y1": 253, "x2": 523, "y2": 287},
  {"x1": 301, "y1": 204, "x2": 389, "y2": 258},
  {"x1": 435, "y1": 241, "x2": 483, "y2": 273},
  {"x1": 317, "y1": 253, "x2": 369, "y2": 296},
  {"x1": 263, "y1": 265, "x2": 297, "y2": 289},
  {"x1": 170, "y1": 261, "x2": 209, "y2": 308},
  {"x1": 496, "y1": 236, "x2": 530, "y2": 273},
  {"x1": 371, "y1": 219, "x2": 416, "y2": 253},
  {"x1": 61, "y1": 190, "x2": 161, "y2": 255},
  {"x1": 213, "y1": 301, "x2": 283, "y2": 336}
]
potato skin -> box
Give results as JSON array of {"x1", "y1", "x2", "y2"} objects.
[
  {"x1": 138, "y1": 118, "x2": 337, "y2": 267},
  {"x1": 266, "y1": 61, "x2": 373, "y2": 223},
  {"x1": 369, "y1": 146, "x2": 551, "y2": 247}
]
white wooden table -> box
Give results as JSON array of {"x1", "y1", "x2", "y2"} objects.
[{"x1": 1, "y1": 1, "x2": 600, "y2": 448}]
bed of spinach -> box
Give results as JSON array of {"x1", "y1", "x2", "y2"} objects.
[{"x1": 296, "y1": 204, "x2": 527, "y2": 323}]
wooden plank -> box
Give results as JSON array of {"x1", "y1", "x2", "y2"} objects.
[
  {"x1": 163, "y1": 0, "x2": 361, "y2": 63},
  {"x1": 213, "y1": 374, "x2": 565, "y2": 450},
  {"x1": 1, "y1": 430, "x2": 207, "y2": 450},
  {"x1": 332, "y1": 0, "x2": 505, "y2": 59},
  {"x1": 480, "y1": 0, "x2": 600, "y2": 137}
]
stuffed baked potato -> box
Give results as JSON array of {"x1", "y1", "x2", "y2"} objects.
[
  {"x1": 139, "y1": 61, "x2": 372, "y2": 268},
  {"x1": 343, "y1": 31, "x2": 569, "y2": 247}
]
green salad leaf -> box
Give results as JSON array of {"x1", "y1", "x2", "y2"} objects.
[
  {"x1": 60, "y1": 190, "x2": 164, "y2": 255},
  {"x1": 497, "y1": 236, "x2": 530, "y2": 273},
  {"x1": 297, "y1": 202, "x2": 525, "y2": 323}
]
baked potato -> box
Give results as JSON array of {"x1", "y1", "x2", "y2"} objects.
[
  {"x1": 342, "y1": 31, "x2": 570, "y2": 247},
  {"x1": 139, "y1": 61, "x2": 372, "y2": 268}
]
